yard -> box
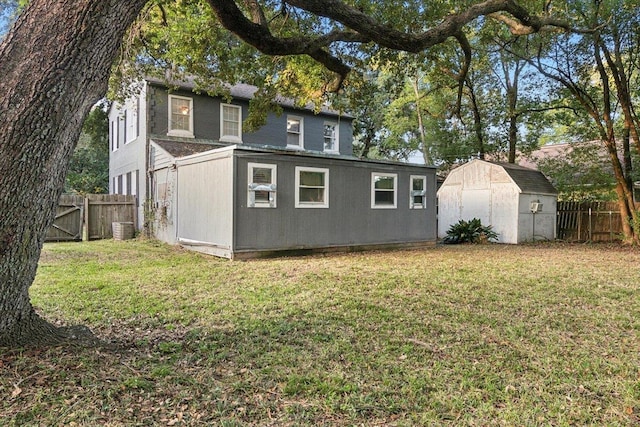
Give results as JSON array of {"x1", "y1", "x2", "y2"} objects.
[{"x1": 1, "y1": 240, "x2": 639, "y2": 426}]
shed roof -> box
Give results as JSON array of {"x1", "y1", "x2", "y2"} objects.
[
  {"x1": 150, "y1": 136, "x2": 435, "y2": 171},
  {"x1": 490, "y1": 161, "x2": 557, "y2": 195},
  {"x1": 152, "y1": 139, "x2": 225, "y2": 158}
]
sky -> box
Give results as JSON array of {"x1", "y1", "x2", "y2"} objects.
[{"x1": 0, "y1": 2, "x2": 17, "y2": 38}]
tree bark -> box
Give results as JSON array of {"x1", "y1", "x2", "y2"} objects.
[
  {"x1": 410, "y1": 76, "x2": 432, "y2": 166},
  {"x1": 465, "y1": 78, "x2": 486, "y2": 160},
  {"x1": 0, "y1": 0, "x2": 147, "y2": 347},
  {"x1": 504, "y1": 61, "x2": 522, "y2": 164}
]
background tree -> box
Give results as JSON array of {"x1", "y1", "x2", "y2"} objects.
[
  {"x1": 65, "y1": 104, "x2": 110, "y2": 194},
  {"x1": 535, "y1": 142, "x2": 618, "y2": 201},
  {"x1": 524, "y1": 0, "x2": 640, "y2": 242}
]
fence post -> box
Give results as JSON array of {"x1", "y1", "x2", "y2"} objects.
[
  {"x1": 577, "y1": 205, "x2": 582, "y2": 241},
  {"x1": 609, "y1": 210, "x2": 613, "y2": 241},
  {"x1": 83, "y1": 196, "x2": 89, "y2": 241}
]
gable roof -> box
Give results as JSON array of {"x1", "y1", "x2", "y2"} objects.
[
  {"x1": 489, "y1": 161, "x2": 557, "y2": 195},
  {"x1": 145, "y1": 76, "x2": 351, "y2": 119}
]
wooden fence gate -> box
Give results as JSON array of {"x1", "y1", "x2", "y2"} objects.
[
  {"x1": 46, "y1": 195, "x2": 84, "y2": 241},
  {"x1": 45, "y1": 194, "x2": 137, "y2": 242},
  {"x1": 556, "y1": 201, "x2": 636, "y2": 242}
]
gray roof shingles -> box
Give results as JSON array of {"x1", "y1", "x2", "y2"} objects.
[
  {"x1": 494, "y1": 162, "x2": 558, "y2": 195},
  {"x1": 153, "y1": 139, "x2": 225, "y2": 158}
]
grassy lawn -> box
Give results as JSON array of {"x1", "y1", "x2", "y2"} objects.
[{"x1": 1, "y1": 240, "x2": 639, "y2": 426}]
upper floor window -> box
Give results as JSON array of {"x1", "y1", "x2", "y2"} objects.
[
  {"x1": 125, "y1": 105, "x2": 138, "y2": 144},
  {"x1": 371, "y1": 173, "x2": 397, "y2": 209},
  {"x1": 110, "y1": 120, "x2": 117, "y2": 152},
  {"x1": 295, "y1": 166, "x2": 329, "y2": 208},
  {"x1": 323, "y1": 122, "x2": 338, "y2": 153},
  {"x1": 168, "y1": 95, "x2": 194, "y2": 138},
  {"x1": 221, "y1": 103, "x2": 242, "y2": 143},
  {"x1": 410, "y1": 175, "x2": 427, "y2": 209},
  {"x1": 287, "y1": 116, "x2": 303, "y2": 148},
  {"x1": 248, "y1": 163, "x2": 277, "y2": 208},
  {"x1": 118, "y1": 114, "x2": 126, "y2": 147}
]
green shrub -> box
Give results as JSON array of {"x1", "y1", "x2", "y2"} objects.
[{"x1": 443, "y1": 218, "x2": 498, "y2": 244}]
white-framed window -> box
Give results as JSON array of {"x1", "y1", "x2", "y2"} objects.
[
  {"x1": 295, "y1": 166, "x2": 329, "y2": 208},
  {"x1": 168, "y1": 95, "x2": 194, "y2": 138},
  {"x1": 410, "y1": 175, "x2": 427, "y2": 209},
  {"x1": 125, "y1": 106, "x2": 138, "y2": 143},
  {"x1": 323, "y1": 122, "x2": 338, "y2": 152},
  {"x1": 110, "y1": 120, "x2": 117, "y2": 152},
  {"x1": 287, "y1": 116, "x2": 304, "y2": 148},
  {"x1": 248, "y1": 163, "x2": 277, "y2": 208},
  {"x1": 220, "y1": 103, "x2": 242, "y2": 143},
  {"x1": 371, "y1": 173, "x2": 397, "y2": 209},
  {"x1": 118, "y1": 114, "x2": 126, "y2": 147}
]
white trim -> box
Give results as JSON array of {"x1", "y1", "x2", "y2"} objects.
[
  {"x1": 286, "y1": 115, "x2": 304, "y2": 148},
  {"x1": 295, "y1": 166, "x2": 329, "y2": 208},
  {"x1": 167, "y1": 94, "x2": 194, "y2": 138},
  {"x1": 220, "y1": 103, "x2": 242, "y2": 143},
  {"x1": 371, "y1": 172, "x2": 397, "y2": 209},
  {"x1": 110, "y1": 120, "x2": 117, "y2": 152},
  {"x1": 323, "y1": 121, "x2": 339, "y2": 153},
  {"x1": 247, "y1": 163, "x2": 277, "y2": 208},
  {"x1": 409, "y1": 175, "x2": 427, "y2": 209},
  {"x1": 125, "y1": 105, "x2": 138, "y2": 144}
]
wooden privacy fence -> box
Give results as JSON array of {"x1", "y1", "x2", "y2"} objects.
[
  {"x1": 46, "y1": 194, "x2": 137, "y2": 242},
  {"x1": 556, "y1": 201, "x2": 637, "y2": 242}
]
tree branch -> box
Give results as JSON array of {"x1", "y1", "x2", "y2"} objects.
[
  {"x1": 243, "y1": 0, "x2": 268, "y2": 26},
  {"x1": 207, "y1": 0, "x2": 360, "y2": 90},
  {"x1": 284, "y1": 0, "x2": 575, "y2": 50},
  {"x1": 207, "y1": 0, "x2": 579, "y2": 92}
]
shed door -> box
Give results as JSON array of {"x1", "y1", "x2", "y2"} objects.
[{"x1": 461, "y1": 189, "x2": 491, "y2": 224}]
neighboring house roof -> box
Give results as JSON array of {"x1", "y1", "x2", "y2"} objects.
[
  {"x1": 517, "y1": 143, "x2": 573, "y2": 170},
  {"x1": 493, "y1": 161, "x2": 558, "y2": 195},
  {"x1": 145, "y1": 76, "x2": 352, "y2": 119}
]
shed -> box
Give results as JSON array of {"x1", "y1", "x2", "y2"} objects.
[
  {"x1": 437, "y1": 159, "x2": 558, "y2": 244},
  {"x1": 150, "y1": 140, "x2": 438, "y2": 258}
]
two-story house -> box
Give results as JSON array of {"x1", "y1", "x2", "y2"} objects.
[{"x1": 109, "y1": 77, "x2": 437, "y2": 258}]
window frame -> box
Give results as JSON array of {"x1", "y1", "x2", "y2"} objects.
[
  {"x1": 117, "y1": 114, "x2": 125, "y2": 148},
  {"x1": 323, "y1": 121, "x2": 339, "y2": 153},
  {"x1": 247, "y1": 162, "x2": 277, "y2": 208},
  {"x1": 110, "y1": 120, "x2": 117, "y2": 152},
  {"x1": 286, "y1": 115, "x2": 304, "y2": 149},
  {"x1": 125, "y1": 105, "x2": 138, "y2": 144},
  {"x1": 409, "y1": 175, "x2": 427, "y2": 209},
  {"x1": 220, "y1": 103, "x2": 242, "y2": 143},
  {"x1": 167, "y1": 94, "x2": 194, "y2": 138},
  {"x1": 295, "y1": 166, "x2": 329, "y2": 209},
  {"x1": 371, "y1": 172, "x2": 398, "y2": 209}
]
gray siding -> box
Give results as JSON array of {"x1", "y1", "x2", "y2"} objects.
[
  {"x1": 149, "y1": 85, "x2": 223, "y2": 139},
  {"x1": 148, "y1": 84, "x2": 353, "y2": 156},
  {"x1": 233, "y1": 153, "x2": 436, "y2": 252}
]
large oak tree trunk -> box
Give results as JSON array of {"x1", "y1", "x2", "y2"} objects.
[{"x1": 0, "y1": 0, "x2": 147, "y2": 347}]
